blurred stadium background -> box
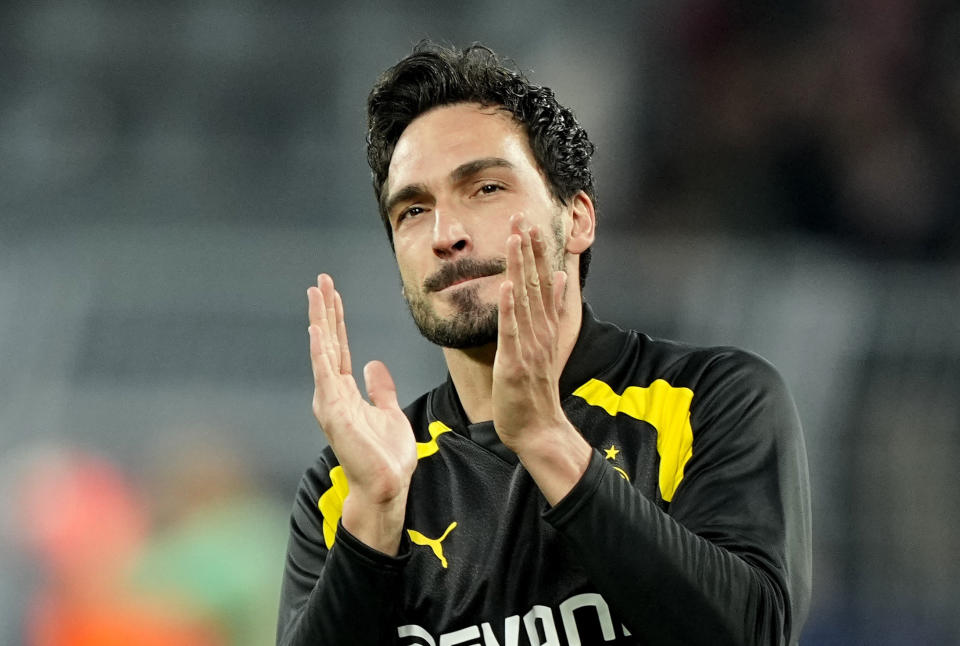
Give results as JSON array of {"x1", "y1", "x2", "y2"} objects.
[{"x1": 1, "y1": 1, "x2": 958, "y2": 644}]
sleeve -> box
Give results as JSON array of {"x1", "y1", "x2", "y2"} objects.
[
  {"x1": 276, "y1": 458, "x2": 410, "y2": 646},
  {"x1": 543, "y1": 351, "x2": 812, "y2": 646}
]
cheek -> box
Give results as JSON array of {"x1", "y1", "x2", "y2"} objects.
[
  {"x1": 480, "y1": 217, "x2": 515, "y2": 250},
  {"x1": 394, "y1": 247, "x2": 422, "y2": 288}
]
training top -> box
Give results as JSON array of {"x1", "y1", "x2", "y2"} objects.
[{"x1": 276, "y1": 303, "x2": 812, "y2": 646}]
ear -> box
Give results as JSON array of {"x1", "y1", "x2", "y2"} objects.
[{"x1": 564, "y1": 191, "x2": 596, "y2": 255}]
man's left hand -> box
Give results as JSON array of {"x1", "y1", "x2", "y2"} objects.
[{"x1": 492, "y1": 215, "x2": 591, "y2": 504}]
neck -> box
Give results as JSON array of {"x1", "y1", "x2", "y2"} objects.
[{"x1": 443, "y1": 290, "x2": 584, "y2": 424}]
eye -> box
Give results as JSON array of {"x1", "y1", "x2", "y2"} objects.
[
  {"x1": 477, "y1": 183, "x2": 504, "y2": 195},
  {"x1": 396, "y1": 205, "x2": 425, "y2": 224}
]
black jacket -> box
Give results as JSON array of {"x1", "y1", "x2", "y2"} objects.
[{"x1": 277, "y1": 304, "x2": 812, "y2": 645}]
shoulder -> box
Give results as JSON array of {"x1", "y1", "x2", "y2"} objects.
[
  {"x1": 604, "y1": 327, "x2": 786, "y2": 398},
  {"x1": 611, "y1": 331, "x2": 797, "y2": 436},
  {"x1": 682, "y1": 345, "x2": 793, "y2": 425},
  {"x1": 650, "y1": 342, "x2": 803, "y2": 459}
]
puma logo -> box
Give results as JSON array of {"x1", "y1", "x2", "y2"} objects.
[{"x1": 407, "y1": 521, "x2": 458, "y2": 568}]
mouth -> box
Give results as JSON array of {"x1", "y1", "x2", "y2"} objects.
[
  {"x1": 439, "y1": 274, "x2": 499, "y2": 291},
  {"x1": 425, "y1": 259, "x2": 507, "y2": 293}
]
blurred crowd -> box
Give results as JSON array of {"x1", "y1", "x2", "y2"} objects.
[
  {"x1": 640, "y1": 0, "x2": 959, "y2": 259},
  {"x1": 0, "y1": 433, "x2": 289, "y2": 646}
]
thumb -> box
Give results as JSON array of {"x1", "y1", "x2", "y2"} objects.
[
  {"x1": 553, "y1": 271, "x2": 568, "y2": 314},
  {"x1": 364, "y1": 360, "x2": 400, "y2": 411}
]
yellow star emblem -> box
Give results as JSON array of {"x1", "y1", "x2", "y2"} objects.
[{"x1": 604, "y1": 445, "x2": 620, "y2": 460}]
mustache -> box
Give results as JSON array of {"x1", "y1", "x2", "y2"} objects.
[{"x1": 424, "y1": 257, "x2": 507, "y2": 292}]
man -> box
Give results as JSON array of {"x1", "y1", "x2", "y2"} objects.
[{"x1": 277, "y1": 42, "x2": 811, "y2": 646}]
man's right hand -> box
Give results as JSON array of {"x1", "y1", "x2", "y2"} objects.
[{"x1": 308, "y1": 273, "x2": 417, "y2": 555}]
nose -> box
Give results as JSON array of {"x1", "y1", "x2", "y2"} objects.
[{"x1": 431, "y1": 209, "x2": 471, "y2": 259}]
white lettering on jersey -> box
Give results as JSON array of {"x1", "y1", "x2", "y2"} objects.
[
  {"x1": 439, "y1": 625, "x2": 482, "y2": 646},
  {"x1": 558, "y1": 593, "x2": 616, "y2": 645},
  {"x1": 398, "y1": 622, "x2": 437, "y2": 645},
  {"x1": 523, "y1": 605, "x2": 560, "y2": 646},
  {"x1": 398, "y1": 593, "x2": 623, "y2": 646},
  {"x1": 481, "y1": 615, "x2": 520, "y2": 646}
]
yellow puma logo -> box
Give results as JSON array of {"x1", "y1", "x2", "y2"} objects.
[{"x1": 407, "y1": 521, "x2": 458, "y2": 569}]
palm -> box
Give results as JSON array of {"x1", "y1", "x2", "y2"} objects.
[
  {"x1": 491, "y1": 219, "x2": 568, "y2": 448},
  {"x1": 318, "y1": 373, "x2": 417, "y2": 503},
  {"x1": 308, "y1": 275, "x2": 417, "y2": 505}
]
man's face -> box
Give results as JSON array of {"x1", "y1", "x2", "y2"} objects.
[{"x1": 383, "y1": 103, "x2": 567, "y2": 348}]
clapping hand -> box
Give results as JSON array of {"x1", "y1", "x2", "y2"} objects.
[
  {"x1": 308, "y1": 274, "x2": 417, "y2": 553},
  {"x1": 492, "y1": 215, "x2": 591, "y2": 504}
]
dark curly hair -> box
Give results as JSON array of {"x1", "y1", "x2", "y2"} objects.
[{"x1": 366, "y1": 41, "x2": 597, "y2": 287}]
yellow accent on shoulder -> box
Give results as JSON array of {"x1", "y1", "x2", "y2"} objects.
[
  {"x1": 416, "y1": 420, "x2": 453, "y2": 459},
  {"x1": 316, "y1": 419, "x2": 454, "y2": 549},
  {"x1": 572, "y1": 378, "x2": 694, "y2": 502}
]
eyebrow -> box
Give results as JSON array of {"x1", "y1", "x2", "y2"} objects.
[
  {"x1": 449, "y1": 157, "x2": 514, "y2": 184},
  {"x1": 383, "y1": 183, "x2": 429, "y2": 218},
  {"x1": 383, "y1": 157, "x2": 515, "y2": 217}
]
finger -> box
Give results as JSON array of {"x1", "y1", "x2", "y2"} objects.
[
  {"x1": 308, "y1": 278, "x2": 331, "y2": 339},
  {"x1": 319, "y1": 274, "x2": 338, "y2": 336},
  {"x1": 497, "y1": 280, "x2": 522, "y2": 361},
  {"x1": 522, "y1": 225, "x2": 550, "y2": 332},
  {"x1": 334, "y1": 291, "x2": 352, "y2": 376},
  {"x1": 307, "y1": 285, "x2": 325, "y2": 329},
  {"x1": 309, "y1": 325, "x2": 348, "y2": 441},
  {"x1": 313, "y1": 286, "x2": 340, "y2": 371},
  {"x1": 364, "y1": 360, "x2": 399, "y2": 411},
  {"x1": 308, "y1": 286, "x2": 338, "y2": 373},
  {"x1": 308, "y1": 324, "x2": 337, "y2": 397},
  {"x1": 506, "y1": 232, "x2": 534, "y2": 340},
  {"x1": 318, "y1": 274, "x2": 341, "y2": 371},
  {"x1": 531, "y1": 225, "x2": 556, "y2": 319}
]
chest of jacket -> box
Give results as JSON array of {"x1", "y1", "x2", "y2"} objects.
[{"x1": 397, "y1": 404, "x2": 665, "y2": 641}]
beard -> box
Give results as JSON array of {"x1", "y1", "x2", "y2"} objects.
[
  {"x1": 402, "y1": 215, "x2": 566, "y2": 349},
  {"x1": 403, "y1": 258, "x2": 504, "y2": 349}
]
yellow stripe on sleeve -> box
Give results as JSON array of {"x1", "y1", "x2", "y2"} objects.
[
  {"x1": 572, "y1": 379, "x2": 694, "y2": 502},
  {"x1": 316, "y1": 420, "x2": 453, "y2": 548},
  {"x1": 318, "y1": 465, "x2": 349, "y2": 549}
]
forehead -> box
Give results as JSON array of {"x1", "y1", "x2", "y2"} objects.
[{"x1": 386, "y1": 103, "x2": 539, "y2": 191}]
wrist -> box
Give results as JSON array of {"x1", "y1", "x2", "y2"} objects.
[
  {"x1": 514, "y1": 420, "x2": 592, "y2": 506},
  {"x1": 341, "y1": 488, "x2": 409, "y2": 556}
]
